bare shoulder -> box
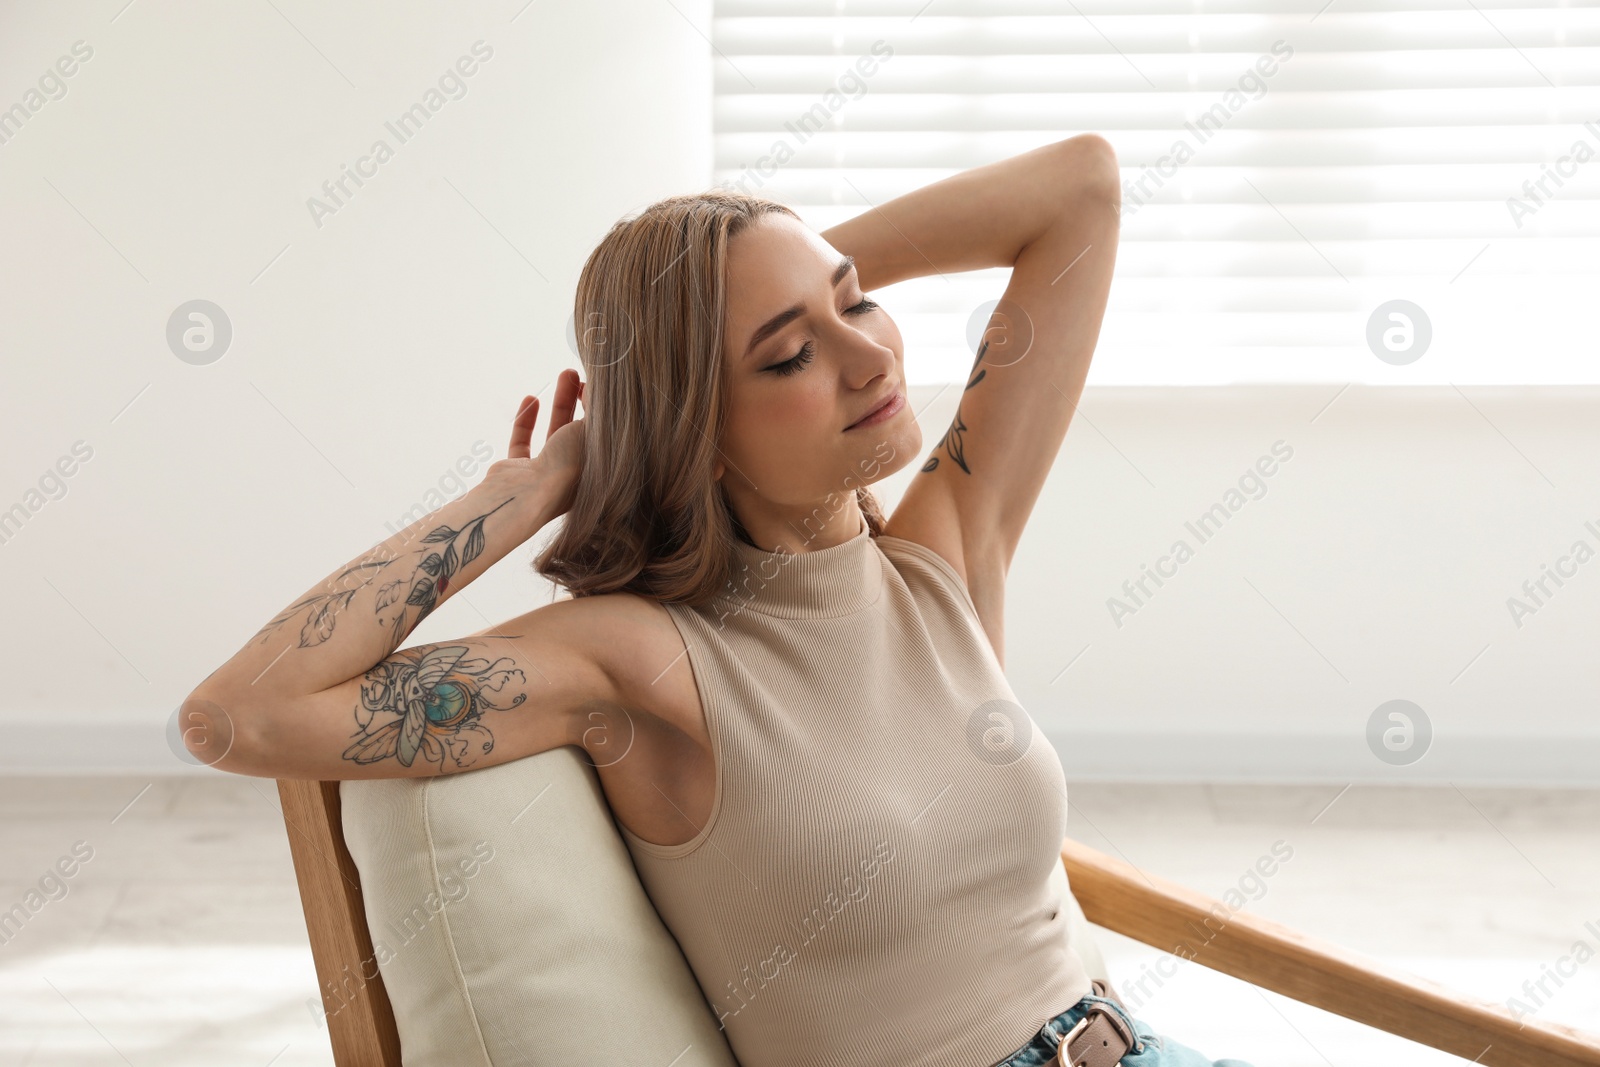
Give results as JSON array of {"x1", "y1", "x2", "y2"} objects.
[{"x1": 497, "y1": 588, "x2": 704, "y2": 744}]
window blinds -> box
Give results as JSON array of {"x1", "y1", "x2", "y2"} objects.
[{"x1": 711, "y1": 1, "x2": 1600, "y2": 385}]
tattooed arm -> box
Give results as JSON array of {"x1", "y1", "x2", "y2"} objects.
[
  {"x1": 185, "y1": 600, "x2": 622, "y2": 780},
  {"x1": 198, "y1": 477, "x2": 557, "y2": 704},
  {"x1": 820, "y1": 135, "x2": 1121, "y2": 662},
  {"x1": 183, "y1": 373, "x2": 608, "y2": 778}
]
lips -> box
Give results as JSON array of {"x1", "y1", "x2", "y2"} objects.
[{"x1": 847, "y1": 388, "x2": 904, "y2": 431}]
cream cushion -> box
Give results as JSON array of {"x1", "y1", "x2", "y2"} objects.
[{"x1": 340, "y1": 745, "x2": 1109, "y2": 1066}]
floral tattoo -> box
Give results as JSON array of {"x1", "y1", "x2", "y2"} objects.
[
  {"x1": 922, "y1": 339, "x2": 988, "y2": 475},
  {"x1": 251, "y1": 497, "x2": 515, "y2": 651}
]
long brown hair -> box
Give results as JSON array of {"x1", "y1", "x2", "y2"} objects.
[{"x1": 534, "y1": 189, "x2": 887, "y2": 609}]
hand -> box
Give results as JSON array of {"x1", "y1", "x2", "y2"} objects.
[{"x1": 484, "y1": 369, "x2": 586, "y2": 518}]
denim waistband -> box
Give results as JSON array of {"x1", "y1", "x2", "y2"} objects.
[{"x1": 990, "y1": 985, "x2": 1147, "y2": 1067}]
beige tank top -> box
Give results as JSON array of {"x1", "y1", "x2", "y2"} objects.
[{"x1": 618, "y1": 515, "x2": 1093, "y2": 1067}]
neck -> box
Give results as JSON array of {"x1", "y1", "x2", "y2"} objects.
[{"x1": 730, "y1": 493, "x2": 867, "y2": 555}]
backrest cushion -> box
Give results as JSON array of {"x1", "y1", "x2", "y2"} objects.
[{"x1": 339, "y1": 746, "x2": 740, "y2": 1066}]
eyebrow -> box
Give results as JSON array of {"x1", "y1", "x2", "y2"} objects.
[{"x1": 742, "y1": 255, "x2": 857, "y2": 361}]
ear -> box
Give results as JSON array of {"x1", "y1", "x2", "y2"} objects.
[{"x1": 713, "y1": 460, "x2": 725, "y2": 481}]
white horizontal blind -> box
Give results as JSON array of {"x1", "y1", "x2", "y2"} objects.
[{"x1": 711, "y1": 1, "x2": 1600, "y2": 385}]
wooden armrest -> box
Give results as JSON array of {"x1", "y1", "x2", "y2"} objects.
[{"x1": 1061, "y1": 837, "x2": 1600, "y2": 1067}]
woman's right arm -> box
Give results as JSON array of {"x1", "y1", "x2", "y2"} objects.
[
  {"x1": 178, "y1": 465, "x2": 586, "y2": 782},
  {"x1": 182, "y1": 596, "x2": 622, "y2": 780},
  {"x1": 181, "y1": 372, "x2": 617, "y2": 780}
]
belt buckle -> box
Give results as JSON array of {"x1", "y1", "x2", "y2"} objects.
[{"x1": 1054, "y1": 1000, "x2": 1134, "y2": 1067}]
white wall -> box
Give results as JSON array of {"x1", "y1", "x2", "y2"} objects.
[
  {"x1": 988, "y1": 385, "x2": 1600, "y2": 786},
  {"x1": 3, "y1": 4, "x2": 1594, "y2": 784},
  {"x1": 0, "y1": 0, "x2": 712, "y2": 769}
]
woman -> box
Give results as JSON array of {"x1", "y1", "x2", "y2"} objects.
[{"x1": 186, "y1": 134, "x2": 1252, "y2": 1067}]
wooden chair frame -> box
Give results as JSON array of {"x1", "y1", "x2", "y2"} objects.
[{"x1": 278, "y1": 778, "x2": 1600, "y2": 1067}]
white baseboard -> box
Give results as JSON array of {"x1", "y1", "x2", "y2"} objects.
[
  {"x1": 6, "y1": 719, "x2": 217, "y2": 777},
  {"x1": 1046, "y1": 730, "x2": 1600, "y2": 787},
  {"x1": 3, "y1": 720, "x2": 1595, "y2": 785}
]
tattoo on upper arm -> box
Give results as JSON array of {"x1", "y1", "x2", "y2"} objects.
[
  {"x1": 341, "y1": 643, "x2": 527, "y2": 771},
  {"x1": 921, "y1": 340, "x2": 988, "y2": 475},
  {"x1": 251, "y1": 498, "x2": 513, "y2": 651}
]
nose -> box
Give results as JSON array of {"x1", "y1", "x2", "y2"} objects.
[{"x1": 833, "y1": 319, "x2": 894, "y2": 390}]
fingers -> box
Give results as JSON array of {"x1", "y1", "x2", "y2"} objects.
[
  {"x1": 508, "y1": 395, "x2": 537, "y2": 460},
  {"x1": 548, "y1": 368, "x2": 583, "y2": 441},
  {"x1": 509, "y1": 372, "x2": 583, "y2": 459}
]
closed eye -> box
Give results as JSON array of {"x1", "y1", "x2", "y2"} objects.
[{"x1": 763, "y1": 298, "x2": 880, "y2": 377}]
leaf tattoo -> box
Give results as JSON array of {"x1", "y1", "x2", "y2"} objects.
[
  {"x1": 252, "y1": 496, "x2": 517, "y2": 652},
  {"x1": 406, "y1": 499, "x2": 509, "y2": 622},
  {"x1": 922, "y1": 339, "x2": 989, "y2": 475},
  {"x1": 375, "y1": 579, "x2": 405, "y2": 613},
  {"x1": 251, "y1": 560, "x2": 396, "y2": 649}
]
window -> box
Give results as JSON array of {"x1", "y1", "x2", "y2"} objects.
[{"x1": 712, "y1": 2, "x2": 1600, "y2": 385}]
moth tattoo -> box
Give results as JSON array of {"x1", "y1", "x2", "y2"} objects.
[{"x1": 342, "y1": 643, "x2": 527, "y2": 771}]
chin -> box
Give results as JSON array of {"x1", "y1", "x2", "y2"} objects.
[{"x1": 854, "y1": 421, "x2": 921, "y2": 484}]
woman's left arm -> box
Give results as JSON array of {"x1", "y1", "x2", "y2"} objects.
[{"x1": 820, "y1": 134, "x2": 1121, "y2": 661}]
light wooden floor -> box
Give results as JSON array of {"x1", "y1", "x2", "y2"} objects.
[{"x1": 1, "y1": 776, "x2": 1596, "y2": 1066}]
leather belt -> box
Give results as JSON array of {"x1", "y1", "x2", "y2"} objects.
[{"x1": 1056, "y1": 978, "x2": 1137, "y2": 1067}]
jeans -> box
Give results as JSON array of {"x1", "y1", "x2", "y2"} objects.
[{"x1": 990, "y1": 986, "x2": 1256, "y2": 1067}]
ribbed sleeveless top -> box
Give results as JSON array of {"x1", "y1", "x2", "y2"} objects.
[{"x1": 617, "y1": 515, "x2": 1093, "y2": 1067}]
